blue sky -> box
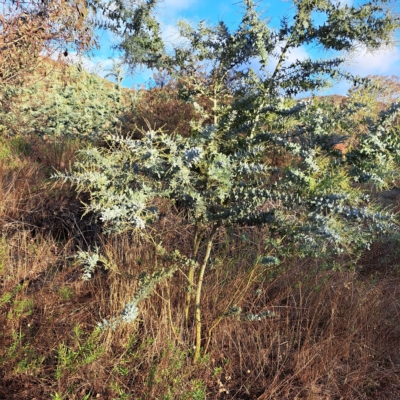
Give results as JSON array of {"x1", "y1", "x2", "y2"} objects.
[{"x1": 74, "y1": 0, "x2": 400, "y2": 96}]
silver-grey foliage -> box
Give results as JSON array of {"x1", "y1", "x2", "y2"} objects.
[{"x1": 55, "y1": 0, "x2": 400, "y2": 349}]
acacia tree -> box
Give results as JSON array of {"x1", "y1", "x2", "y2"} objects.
[{"x1": 58, "y1": 0, "x2": 400, "y2": 361}]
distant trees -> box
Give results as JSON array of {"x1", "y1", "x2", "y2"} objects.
[
  {"x1": 0, "y1": 0, "x2": 97, "y2": 86},
  {"x1": 347, "y1": 75, "x2": 400, "y2": 126}
]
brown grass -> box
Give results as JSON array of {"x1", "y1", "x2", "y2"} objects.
[{"x1": 122, "y1": 71, "x2": 214, "y2": 138}]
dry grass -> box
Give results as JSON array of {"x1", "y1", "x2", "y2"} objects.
[{"x1": 207, "y1": 262, "x2": 400, "y2": 399}]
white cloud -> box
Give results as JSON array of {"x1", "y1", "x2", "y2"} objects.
[
  {"x1": 323, "y1": 46, "x2": 400, "y2": 95},
  {"x1": 345, "y1": 46, "x2": 400, "y2": 76},
  {"x1": 285, "y1": 46, "x2": 310, "y2": 65},
  {"x1": 161, "y1": 23, "x2": 186, "y2": 48}
]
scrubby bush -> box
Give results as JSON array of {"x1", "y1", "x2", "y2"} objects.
[
  {"x1": 57, "y1": 0, "x2": 400, "y2": 363},
  {"x1": 0, "y1": 61, "x2": 130, "y2": 141}
]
